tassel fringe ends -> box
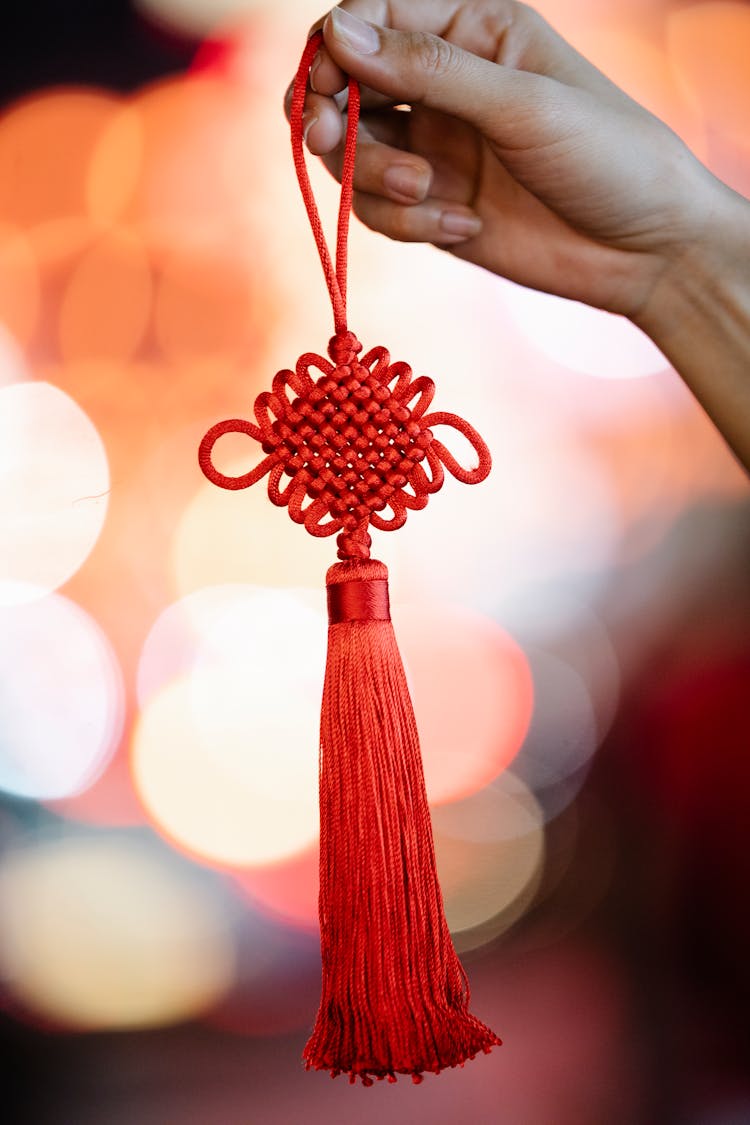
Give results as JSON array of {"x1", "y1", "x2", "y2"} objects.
[{"x1": 303, "y1": 559, "x2": 501, "y2": 1085}]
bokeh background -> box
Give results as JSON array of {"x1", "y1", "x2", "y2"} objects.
[{"x1": 1, "y1": 0, "x2": 749, "y2": 1122}]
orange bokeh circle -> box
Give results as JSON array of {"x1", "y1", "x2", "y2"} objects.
[{"x1": 394, "y1": 602, "x2": 534, "y2": 805}]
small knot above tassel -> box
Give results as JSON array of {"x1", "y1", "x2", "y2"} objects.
[{"x1": 336, "y1": 528, "x2": 372, "y2": 562}]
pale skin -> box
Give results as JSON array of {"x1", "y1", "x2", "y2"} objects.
[{"x1": 286, "y1": 0, "x2": 750, "y2": 471}]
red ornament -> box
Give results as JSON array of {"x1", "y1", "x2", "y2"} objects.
[
  {"x1": 198, "y1": 331, "x2": 490, "y2": 561},
  {"x1": 198, "y1": 30, "x2": 500, "y2": 1084}
]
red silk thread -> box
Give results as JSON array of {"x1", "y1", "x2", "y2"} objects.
[{"x1": 309, "y1": 557, "x2": 502, "y2": 1083}]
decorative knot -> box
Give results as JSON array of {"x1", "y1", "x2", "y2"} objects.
[
  {"x1": 198, "y1": 341, "x2": 491, "y2": 561},
  {"x1": 328, "y1": 331, "x2": 362, "y2": 367},
  {"x1": 336, "y1": 529, "x2": 372, "y2": 562}
]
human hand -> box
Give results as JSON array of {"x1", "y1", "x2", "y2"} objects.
[{"x1": 291, "y1": 0, "x2": 727, "y2": 321}]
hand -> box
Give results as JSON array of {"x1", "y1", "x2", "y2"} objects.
[
  {"x1": 291, "y1": 0, "x2": 723, "y2": 321},
  {"x1": 290, "y1": 2, "x2": 750, "y2": 471}
]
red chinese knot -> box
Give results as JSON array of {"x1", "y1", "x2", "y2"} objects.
[
  {"x1": 198, "y1": 329, "x2": 490, "y2": 560},
  {"x1": 195, "y1": 29, "x2": 502, "y2": 1085}
]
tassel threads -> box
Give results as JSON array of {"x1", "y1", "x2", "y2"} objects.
[{"x1": 304, "y1": 558, "x2": 501, "y2": 1085}]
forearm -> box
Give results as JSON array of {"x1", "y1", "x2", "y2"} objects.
[{"x1": 635, "y1": 181, "x2": 750, "y2": 472}]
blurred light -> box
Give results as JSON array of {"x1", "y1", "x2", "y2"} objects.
[
  {"x1": 136, "y1": 583, "x2": 325, "y2": 704},
  {"x1": 511, "y1": 649, "x2": 600, "y2": 821},
  {"x1": 0, "y1": 834, "x2": 234, "y2": 1030},
  {"x1": 153, "y1": 243, "x2": 257, "y2": 365},
  {"x1": 133, "y1": 674, "x2": 321, "y2": 867},
  {"x1": 360, "y1": 248, "x2": 623, "y2": 612},
  {"x1": 510, "y1": 600, "x2": 621, "y2": 741},
  {"x1": 0, "y1": 322, "x2": 29, "y2": 388},
  {"x1": 667, "y1": 2, "x2": 750, "y2": 150},
  {"x1": 135, "y1": 0, "x2": 266, "y2": 38},
  {"x1": 0, "y1": 382, "x2": 109, "y2": 604},
  {"x1": 51, "y1": 749, "x2": 148, "y2": 830},
  {"x1": 234, "y1": 842, "x2": 320, "y2": 932},
  {"x1": 393, "y1": 602, "x2": 533, "y2": 804},
  {"x1": 568, "y1": 25, "x2": 706, "y2": 153},
  {"x1": 58, "y1": 227, "x2": 153, "y2": 362},
  {"x1": 132, "y1": 586, "x2": 326, "y2": 866},
  {"x1": 394, "y1": 418, "x2": 621, "y2": 619},
  {"x1": 86, "y1": 105, "x2": 144, "y2": 225},
  {"x1": 173, "y1": 458, "x2": 399, "y2": 593},
  {"x1": 533, "y1": 0, "x2": 658, "y2": 36},
  {"x1": 499, "y1": 280, "x2": 669, "y2": 380},
  {"x1": 0, "y1": 90, "x2": 121, "y2": 227},
  {"x1": 0, "y1": 224, "x2": 40, "y2": 348},
  {"x1": 0, "y1": 594, "x2": 123, "y2": 801},
  {"x1": 206, "y1": 900, "x2": 322, "y2": 1038},
  {"x1": 90, "y1": 75, "x2": 265, "y2": 246},
  {"x1": 432, "y1": 772, "x2": 545, "y2": 949},
  {"x1": 27, "y1": 216, "x2": 99, "y2": 288}
]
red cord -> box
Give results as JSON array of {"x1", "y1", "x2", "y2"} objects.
[{"x1": 290, "y1": 30, "x2": 361, "y2": 336}]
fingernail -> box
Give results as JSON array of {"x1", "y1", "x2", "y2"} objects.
[
  {"x1": 440, "y1": 210, "x2": 482, "y2": 238},
  {"x1": 329, "y1": 7, "x2": 380, "y2": 54},
  {"x1": 384, "y1": 164, "x2": 430, "y2": 203},
  {"x1": 303, "y1": 112, "x2": 318, "y2": 145}
]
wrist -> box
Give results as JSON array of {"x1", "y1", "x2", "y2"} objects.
[
  {"x1": 632, "y1": 175, "x2": 750, "y2": 470},
  {"x1": 633, "y1": 176, "x2": 750, "y2": 352}
]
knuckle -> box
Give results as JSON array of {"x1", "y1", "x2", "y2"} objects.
[
  {"x1": 513, "y1": 2, "x2": 549, "y2": 39},
  {"x1": 351, "y1": 191, "x2": 378, "y2": 233},
  {"x1": 322, "y1": 149, "x2": 344, "y2": 184},
  {"x1": 411, "y1": 31, "x2": 456, "y2": 82},
  {"x1": 469, "y1": 0, "x2": 517, "y2": 37},
  {"x1": 352, "y1": 192, "x2": 414, "y2": 243},
  {"x1": 511, "y1": 0, "x2": 536, "y2": 23},
  {"x1": 386, "y1": 204, "x2": 415, "y2": 243}
]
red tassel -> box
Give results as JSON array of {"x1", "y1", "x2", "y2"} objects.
[{"x1": 303, "y1": 558, "x2": 501, "y2": 1083}]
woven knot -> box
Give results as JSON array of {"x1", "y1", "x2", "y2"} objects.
[
  {"x1": 328, "y1": 331, "x2": 362, "y2": 367},
  {"x1": 198, "y1": 340, "x2": 492, "y2": 560}
]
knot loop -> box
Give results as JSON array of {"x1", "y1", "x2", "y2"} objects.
[
  {"x1": 329, "y1": 332, "x2": 362, "y2": 367},
  {"x1": 291, "y1": 31, "x2": 359, "y2": 336}
]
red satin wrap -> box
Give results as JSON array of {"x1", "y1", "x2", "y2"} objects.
[{"x1": 327, "y1": 577, "x2": 391, "y2": 625}]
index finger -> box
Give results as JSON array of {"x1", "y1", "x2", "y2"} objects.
[
  {"x1": 306, "y1": 0, "x2": 625, "y2": 105},
  {"x1": 307, "y1": 0, "x2": 463, "y2": 102}
]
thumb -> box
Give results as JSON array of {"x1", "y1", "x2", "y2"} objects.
[{"x1": 322, "y1": 6, "x2": 553, "y2": 140}]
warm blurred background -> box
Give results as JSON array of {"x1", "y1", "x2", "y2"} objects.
[{"x1": 0, "y1": 0, "x2": 748, "y2": 1122}]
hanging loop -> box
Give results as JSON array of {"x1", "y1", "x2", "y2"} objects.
[{"x1": 290, "y1": 29, "x2": 361, "y2": 336}]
